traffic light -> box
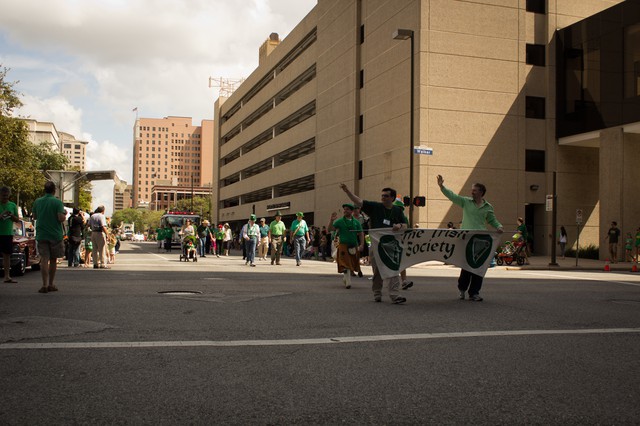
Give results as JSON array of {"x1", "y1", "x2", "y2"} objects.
[
  {"x1": 413, "y1": 196, "x2": 426, "y2": 207},
  {"x1": 403, "y1": 196, "x2": 411, "y2": 207}
]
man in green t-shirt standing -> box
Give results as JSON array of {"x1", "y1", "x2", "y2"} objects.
[
  {"x1": 290, "y1": 212, "x2": 310, "y2": 266},
  {"x1": 0, "y1": 186, "x2": 20, "y2": 283},
  {"x1": 156, "y1": 226, "x2": 165, "y2": 251},
  {"x1": 437, "y1": 175, "x2": 503, "y2": 301},
  {"x1": 340, "y1": 183, "x2": 408, "y2": 304},
  {"x1": 32, "y1": 181, "x2": 67, "y2": 293},
  {"x1": 328, "y1": 203, "x2": 364, "y2": 289},
  {"x1": 268, "y1": 211, "x2": 286, "y2": 265},
  {"x1": 163, "y1": 224, "x2": 174, "y2": 253}
]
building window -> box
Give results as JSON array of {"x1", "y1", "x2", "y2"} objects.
[
  {"x1": 359, "y1": 69, "x2": 364, "y2": 88},
  {"x1": 358, "y1": 160, "x2": 363, "y2": 180},
  {"x1": 624, "y1": 22, "x2": 640, "y2": 99},
  {"x1": 526, "y1": 0, "x2": 545, "y2": 14},
  {"x1": 360, "y1": 24, "x2": 365, "y2": 44},
  {"x1": 525, "y1": 150, "x2": 545, "y2": 172},
  {"x1": 359, "y1": 115, "x2": 364, "y2": 134},
  {"x1": 525, "y1": 96, "x2": 545, "y2": 119},
  {"x1": 526, "y1": 44, "x2": 545, "y2": 66}
]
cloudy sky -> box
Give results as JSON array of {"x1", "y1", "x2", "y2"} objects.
[{"x1": 0, "y1": 0, "x2": 316, "y2": 215}]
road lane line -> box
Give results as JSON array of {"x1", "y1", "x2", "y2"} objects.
[
  {"x1": 521, "y1": 272, "x2": 640, "y2": 287},
  {"x1": 2, "y1": 328, "x2": 639, "y2": 350}
]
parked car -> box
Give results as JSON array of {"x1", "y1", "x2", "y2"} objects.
[{"x1": 0, "y1": 220, "x2": 40, "y2": 276}]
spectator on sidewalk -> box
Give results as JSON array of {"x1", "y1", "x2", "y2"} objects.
[
  {"x1": 32, "y1": 181, "x2": 67, "y2": 292},
  {"x1": 0, "y1": 186, "x2": 20, "y2": 283},
  {"x1": 604, "y1": 221, "x2": 621, "y2": 263}
]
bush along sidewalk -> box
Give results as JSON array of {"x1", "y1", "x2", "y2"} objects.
[{"x1": 564, "y1": 244, "x2": 599, "y2": 260}]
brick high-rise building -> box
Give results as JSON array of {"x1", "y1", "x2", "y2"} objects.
[{"x1": 132, "y1": 116, "x2": 214, "y2": 209}]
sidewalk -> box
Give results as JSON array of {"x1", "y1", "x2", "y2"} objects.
[
  {"x1": 504, "y1": 255, "x2": 638, "y2": 272},
  {"x1": 410, "y1": 256, "x2": 639, "y2": 272}
]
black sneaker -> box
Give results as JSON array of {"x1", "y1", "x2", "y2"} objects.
[
  {"x1": 468, "y1": 294, "x2": 483, "y2": 302},
  {"x1": 402, "y1": 280, "x2": 413, "y2": 290},
  {"x1": 459, "y1": 291, "x2": 465, "y2": 300},
  {"x1": 374, "y1": 295, "x2": 382, "y2": 303},
  {"x1": 393, "y1": 296, "x2": 407, "y2": 304},
  {"x1": 357, "y1": 271, "x2": 363, "y2": 278}
]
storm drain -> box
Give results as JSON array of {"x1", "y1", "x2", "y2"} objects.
[{"x1": 158, "y1": 291, "x2": 203, "y2": 296}]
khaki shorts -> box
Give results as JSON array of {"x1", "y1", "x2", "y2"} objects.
[{"x1": 37, "y1": 240, "x2": 65, "y2": 259}]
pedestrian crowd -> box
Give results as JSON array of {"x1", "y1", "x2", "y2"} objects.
[{"x1": 5, "y1": 179, "x2": 637, "y2": 301}]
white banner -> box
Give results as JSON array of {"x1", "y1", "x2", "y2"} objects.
[{"x1": 369, "y1": 228, "x2": 502, "y2": 279}]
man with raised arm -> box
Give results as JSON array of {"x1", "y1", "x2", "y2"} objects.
[
  {"x1": 339, "y1": 183, "x2": 408, "y2": 304},
  {"x1": 437, "y1": 175, "x2": 503, "y2": 301}
]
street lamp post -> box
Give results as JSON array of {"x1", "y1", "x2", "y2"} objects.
[{"x1": 393, "y1": 28, "x2": 415, "y2": 226}]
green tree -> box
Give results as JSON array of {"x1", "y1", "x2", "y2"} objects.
[
  {"x1": 110, "y1": 208, "x2": 163, "y2": 235},
  {"x1": 111, "y1": 208, "x2": 142, "y2": 230},
  {"x1": 0, "y1": 66, "x2": 69, "y2": 215},
  {"x1": 141, "y1": 210, "x2": 164, "y2": 234},
  {"x1": 174, "y1": 196, "x2": 212, "y2": 218},
  {"x1": 0, "y1": 67, "x2": 39, "y2": 209},
  {"x1": 77, "y1": 180, "x2": 93, "y2": 212}
]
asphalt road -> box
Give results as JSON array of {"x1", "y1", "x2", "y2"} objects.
[{"x1": 1, "y1": 241, "x2": 639, "y2": 425}]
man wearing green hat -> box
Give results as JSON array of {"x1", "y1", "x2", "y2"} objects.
[
  {"x1": 328, "y1": 203, "x2": 364, "y2": 289},
  {"x1": 268, "y1": 211, "x2": 286, "y2": 265},
  {"x1": 290, "y1": 212, "x2": 310, "y2": 266},
  {"x1": 242, "y1": 214, "x2": 260, "y2": 267}
]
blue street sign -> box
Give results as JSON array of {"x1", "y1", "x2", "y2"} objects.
[{"x1": 413, "y1": 146, "x2": 433, "y2": 155}]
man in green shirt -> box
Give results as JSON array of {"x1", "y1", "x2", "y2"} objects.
[
  {"x1": 164, "y1": 224, "x2": 174, "y2": 253},
  {"x1": 32, "y1": 181, "x2": 67, "y2": 293},
  {"x1": 0, "y1": 186, "x2": 20, "y2": 283},
  {"x1": 268, "y1": 211, "x2": 286, "y2": 265},
  {"x1": 290, "y1": 212, "x2": 310, "y2": 266},
  {"x1": 340, "y1": 183, "x2": 408, "y2": 304},
  {"x1": 437, "y1": 174, "x2": 503, "y2": 301},
  {"x1": 215, "y1": 224, "x2": 225, "y2": 257},
  {"x1": 156, "y1": 226, "x2": 165, "y2": 251},
  {"x1": 328, "y1": 203, "x2": 364, "y2": 289}
]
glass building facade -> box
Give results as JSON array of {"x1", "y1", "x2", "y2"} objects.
[{"x1": 556, "y1": 1, "x2": 640, "y2": 138}]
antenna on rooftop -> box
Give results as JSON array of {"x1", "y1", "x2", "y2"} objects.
[{"x1": 208, "y1": 77, "x2": 245, "y2": 97}]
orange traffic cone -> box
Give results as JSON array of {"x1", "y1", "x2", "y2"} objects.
[
  {"x1": 632, "y1": 263, "x2": 638, "y2": 273},
  {"x1": 604, "y1": 259, "x2": 610, "y2": 272}
]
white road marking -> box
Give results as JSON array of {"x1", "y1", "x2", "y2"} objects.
[
  {"x1": 2, "y1": 328, "x2": 639, "y2": 350},
  {"x1": 521, "y1": 271, "x2": 640, "y2": 287}
]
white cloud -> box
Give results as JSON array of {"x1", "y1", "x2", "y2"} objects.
[
  {"x1": 85, "y1": 137, "x2": 132, "y2": 216},
  {"x1": 1, "y1": 0, "x2": 317, "y2": 215},
  {"x1": 17, "y1": 94, "x2": 83, "y2": 136}
]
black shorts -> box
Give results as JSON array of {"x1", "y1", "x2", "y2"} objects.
[{"x1": 0, "y1": 235, "x2": 13, "y2": 255}]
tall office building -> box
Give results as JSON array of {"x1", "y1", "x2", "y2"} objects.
[
  {"x1": 213, "y1": 0, "x2": 639, "y2": 258},
  {"x1": 59, "y1": 132, "x2": 89, "y2": 170},
  {"x1": 21, "y1": 119, "x2": 88, "y2": 170},
  {"x1": 21, "y1": 119, "x2": 61, "y2": 151},
  {"x1": 113, "y1": 183, "x2": 132, "y2": 212},
  {"x1": 132, "y1": 116, "x2": 214, "y2": 210}
]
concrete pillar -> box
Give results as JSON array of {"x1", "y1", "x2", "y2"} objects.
[{"x1": 598, "y1": 128, "x2": 628, "y2": 261}]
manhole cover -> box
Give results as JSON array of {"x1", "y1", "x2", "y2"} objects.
[{"x1": 158, "y1": 291, "x2": 203, "y2": 295}]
